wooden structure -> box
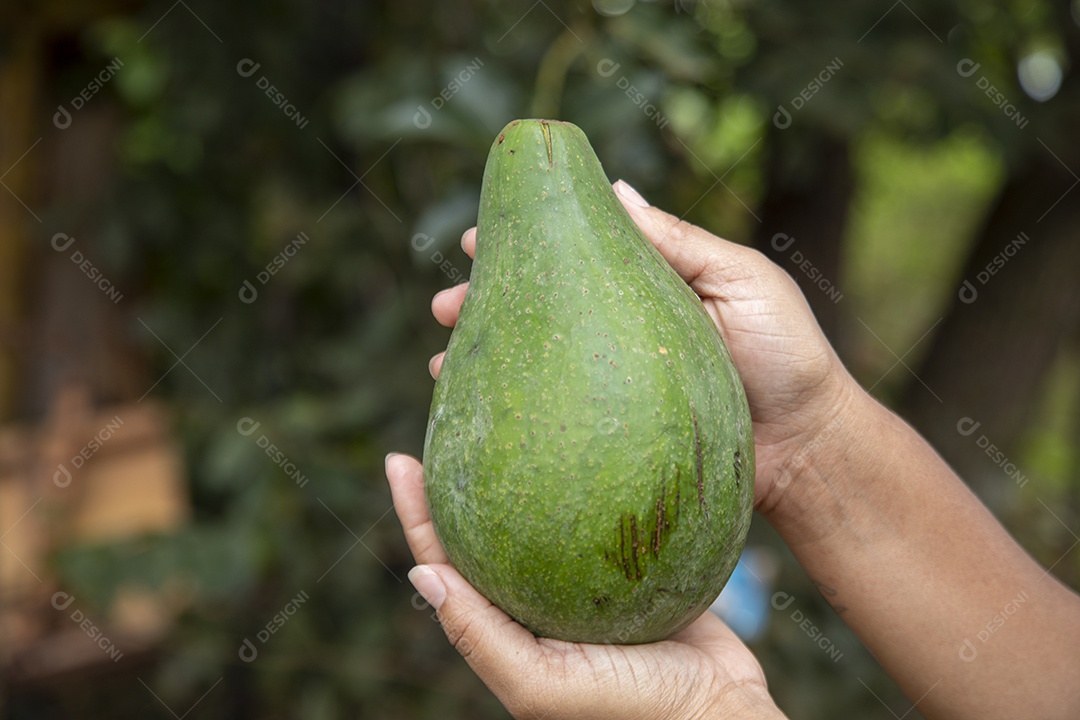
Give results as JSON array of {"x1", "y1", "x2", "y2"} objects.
[{"x1": 1, "y1": 388, "x2": 189, "y2": 683}]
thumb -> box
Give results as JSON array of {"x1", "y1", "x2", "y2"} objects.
[
  {"x1": 613, "y1": 180, "x2": 764, "y2": 295},
  {"x1": 409, "y1": 564, "x2": 542, "y2": 705}
]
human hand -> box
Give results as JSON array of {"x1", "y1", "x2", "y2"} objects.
[
  {"x1": 430, "y1": 181, "x2": 863, "y2": 521},
  {"x1": 386, "y1": 452, "x2": 784, "y2": 720}
]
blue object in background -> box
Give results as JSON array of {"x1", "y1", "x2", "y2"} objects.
[{"x1": 709, "y1": 546, "x2": 778, "y2": 643}]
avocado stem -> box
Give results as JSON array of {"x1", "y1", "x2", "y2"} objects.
[{"x1": 540, "y1": 120, "x2": 554, "y2": 169}]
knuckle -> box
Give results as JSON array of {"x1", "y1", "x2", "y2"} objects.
[{"x1": 442, "y1": 613, "x2": 480, "y2": 660}]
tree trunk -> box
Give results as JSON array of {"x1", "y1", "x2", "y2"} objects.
[
  {"x1": 896, "y1": 147, "x2": 1080, "y2": 488},
  {"x1": 753, "y1": 127, "x2": 853, "y2": 354},
  {"x1": 0, "y1": 23, "x2": 43, "y2": 422}
]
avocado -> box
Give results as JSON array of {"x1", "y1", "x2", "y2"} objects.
[{"x1": 423, "y1": 119, "x2": 754, "y2": 644}]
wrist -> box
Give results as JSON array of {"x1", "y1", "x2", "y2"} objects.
[
  {"x1": 704, "y1": 680, "x2": 787, "y2": 720},
  {"x1": 755, "y1": 372, "x2": 883, "y2": 545}
]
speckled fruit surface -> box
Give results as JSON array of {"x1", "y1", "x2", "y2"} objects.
[{"x1": 423, "y1": 119, "x2": 754, "y2": 644}]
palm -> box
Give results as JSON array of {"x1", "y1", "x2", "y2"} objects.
[
  {"x1": 386, "y1": 452, "x2": 770, "y2": 720},
  {"x1": 527, "y1": 615, "x2": 769, "y2": 717},
  {"x1": 692, "y1": 275, "x2": 846, "y2": 505}
]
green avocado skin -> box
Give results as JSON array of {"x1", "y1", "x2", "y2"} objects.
[{"x1": 423, "y1": 119, "x2": 754, "y2": 644}]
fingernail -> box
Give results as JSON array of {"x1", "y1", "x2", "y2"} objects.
[
  {"x1": 386, "y1": 453, "x2": 406, "y2": 474},
  {"x1": 409, "y1": 565, "x2": 446, "y2": 610},
  {"x1": 616, "y1": 180, "x2": 649, "y2": 208},
  {"x1": 428, "y1": 355, "x2": 439, "y2": 379}
]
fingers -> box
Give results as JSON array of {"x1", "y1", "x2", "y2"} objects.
[
  {"x1": 613, "y1": 180, "x2": 766, "y2": 296},
  {"x1": 461, "y1": 227, "x2": 476, "y2": 258},
  {"x1": 385, "y1": 453, "x2": 449, "y2": 565},
  {"x1": 429, "y1": 351, "x2": 445, "y2": 380},
  {"x1": 432, "y1": 282, "x2": 468, "y2": 327},
  {"x1": 430, "y1": 227, "x2": 475, "y2": 330},
  {"x1": 409, "y1": 563, "x2": 543, "y2": 713},
  {"x1": 429, "y1": 229, "x2": 475, "y2": 374}
]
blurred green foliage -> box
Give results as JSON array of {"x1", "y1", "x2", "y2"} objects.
[{"x1": 16, "y1": 0, "x2": 1078, "y2": 717}]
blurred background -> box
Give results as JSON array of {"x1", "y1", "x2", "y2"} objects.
[{"x1": 1, "y1": 0, "x2": 1078, "y2": 717}]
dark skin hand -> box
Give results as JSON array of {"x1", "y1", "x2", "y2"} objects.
[
  {"x1": 390, "y1": 180, "x2": 1080, "y2": 720},
  {"x1": 387, "y1": 452, "x2": 782, "y2": 720}
]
